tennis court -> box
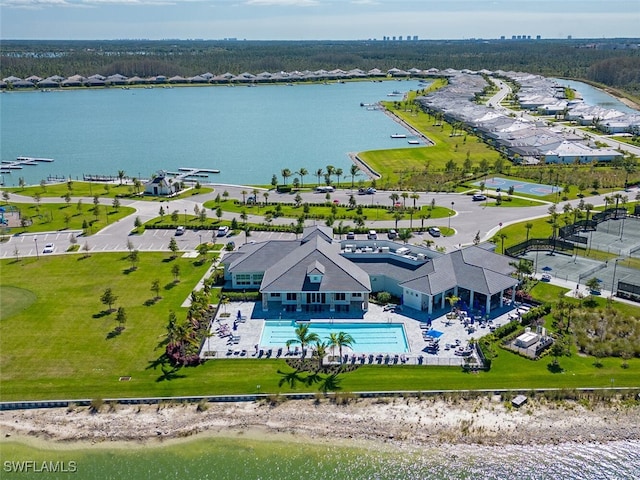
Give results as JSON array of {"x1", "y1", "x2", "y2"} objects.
[{"x1": 474, "y1": 177, "x2": 557, "y2": 197}]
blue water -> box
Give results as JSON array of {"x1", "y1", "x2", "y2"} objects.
[
  {"x1": 260, "y1": 320, "x2": 409, "y2": 353},
  {"x1": 0, "y1": 80, "x2": 424, "y2": 186},
  {"x1": 552, "y1": 78, "x2": 638, "y2": 114}
]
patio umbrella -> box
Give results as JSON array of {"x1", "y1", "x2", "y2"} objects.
[{"x1": 542, "y1": 266, "x2": 552, "y2": 271}]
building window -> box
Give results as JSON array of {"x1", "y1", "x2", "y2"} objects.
[
  {"x1": 352, "y1": 293, "x2": 362, "y2": 298},
  {"x1": 335, "y1": 293, "x2": 346, "y2": 301},
  {"x1": 235, "y1": 274, "x2": 251, "y2": 286},
  {"x1": 286, "y1": 293, "x2": 297, "y2": 301},
  {"x1": 271, "y1": 292, "x2": 281, "y2": 298}
]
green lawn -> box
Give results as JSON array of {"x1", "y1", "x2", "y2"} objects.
[
  {"x1": 1, "y1": 252, "x2": 639, "y2": 402},
  {"x1": 2, "y1": 202, "x2": 135, "y2": 235},
  {"x1": 358, "y1": 105, "x2": 501, "y2": 186},
  {"x1": 2, "y1": 182, "x2": 213, "y2": 201},
  {"x1": 200, "y1": 199, "x2": 454, "y2": 223}
]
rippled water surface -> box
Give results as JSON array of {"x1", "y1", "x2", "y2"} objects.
[{"x1": 3, "y1": 438, "x2": 638, "y2": 479}]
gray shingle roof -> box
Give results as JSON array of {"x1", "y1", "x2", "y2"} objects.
[
  {"x1": 400, "y1": 247, "x2": 517, "y2": 296},
  {"x1": 261, "y1": 236, "x2": 371, "y2": 293}
]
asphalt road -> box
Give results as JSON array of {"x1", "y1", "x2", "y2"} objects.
[{"x1": 2, "y1": 184, "x2": 634, "y2": 259}]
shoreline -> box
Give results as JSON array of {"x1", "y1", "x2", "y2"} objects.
[{"x1": 1, "y1": 397, "x2": 638, "y2": 450}]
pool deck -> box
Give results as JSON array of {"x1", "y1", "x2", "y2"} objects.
[{"x1": 200, "y1": 301, "x2": 522, "y2": 366}]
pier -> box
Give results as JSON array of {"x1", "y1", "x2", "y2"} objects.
[{"x1": 1, "y1": 156, "x2": 54, "y2": 174}]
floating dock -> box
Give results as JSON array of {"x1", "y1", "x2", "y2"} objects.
[{"x1": 1, "y1": 156, "x2": 54, "y2": 173}]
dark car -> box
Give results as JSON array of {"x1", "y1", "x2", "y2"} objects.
[{"x1": 346, "y1": 231, "x2": 356, "y2": 240}]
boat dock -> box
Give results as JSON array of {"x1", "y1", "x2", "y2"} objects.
[
  {"x1": 171, "y1": 167, "x2": 221, "y2": 183},
  {"x1": 1, "y1": 156, "x2": 54, "y2": 173}
]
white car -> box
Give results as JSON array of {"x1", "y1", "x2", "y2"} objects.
[
  {"x1": 43, "y1": 243, "x2": 54, "y2": 253},
  {"x1": 175, "y1": 226, "x2": 185, "y2": 236},
  {"x1": 217, "y1": 225, "x2": 230, "y2": 237},
  {"x1": 367, "y1": 230, "x2": 378, "y2": 240}
]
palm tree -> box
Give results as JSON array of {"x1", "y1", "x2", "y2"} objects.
[
  {"x1": 335, "y1": 168, "x2": 343, "y2": 187},
  {"x1": 401, "y1": 192, "x2": 409, "y2": 208},
  {"x1": 312, "y1": 341, "x2": 328, "y2": 370},
  {"x1": 584, "y1": 203, "x2": 594, "y2": 222},
  {"x1": 325, "y1": 165, "x2": 335, "y2": 185},
  {"x1": 117, "y1": 170, "x2": 125, "y2": 185},
  {"x1": 497, "y1": 231, "x2": 508, "y2": 254},
  {"x1": 410, "y1": 192, "x2": 420, "y2": 209},
  {"x1": 296, "y1": 167, "x2": 308, "y2": 188},
  {"x1": 389, "y1": 192, "x2": 399, "y2": 208},
  {"x1": 281, "y1": 168, "x2": 292, "y2": 186},
  {"x1": 525, "y1": 222, "x2": 533, "y2": 242},
  {"x1": 286, "y1": 323, "x2": 320, "y2": 357},
  {"x1": 350, "y1": 164, "x2": 360, "y2": 189},
  {"x1": 398, "y1": 228, "x2": 413, "y2": 244},
  {"x1": 328, "y1": 331, "x2": 355, "y2": 364},
  {"x1": 393, "y1": 211, "x2": 403, "y2": 229},
  {"x1": 263, "y1": 191, "x2": 269, "y2": 205},
  {"x1": 316, "y1": 168, "x2": 324, "y2": 186}
]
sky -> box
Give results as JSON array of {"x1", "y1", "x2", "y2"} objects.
[{"x1": 1, "y1": 0, "x2": 639, "y2": 41}]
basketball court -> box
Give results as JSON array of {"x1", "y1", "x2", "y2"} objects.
[{"x1": 474, "y1": 177, "x2": 557, "y2": 197}]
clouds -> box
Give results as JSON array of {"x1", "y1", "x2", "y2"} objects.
[{"x1": 1, "y1": 0, "x2": 638, "y2": 39}]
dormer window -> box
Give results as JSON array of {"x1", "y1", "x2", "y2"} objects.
[{"x1": 306, "y1": 260, "x2": 325, "y2": 283}]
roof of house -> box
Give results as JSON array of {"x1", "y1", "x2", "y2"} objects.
[
  {"x1": 261, "y1": 235, "x2": 371, "y2": 293},
  {"x1": 399, "y1": 246, "x2": 516, "y2": 296}
]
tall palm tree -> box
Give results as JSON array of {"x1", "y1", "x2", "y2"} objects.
[
  {"x1": 281, "y1": 168, "x2": 292, "y2": 186},
  {"x1": 316, "y1": 168, "x2": 324, "y2": 186},
  {"x1": 335, "y1": 167, "x2": 343, "y2": 187},
  {"x1": 325, "y1": 165, "x2": 335, "y2": 185},
  {"x1": 117, "y1": 170, "x2": 126, "y2": 185},
  {"x1": 350, "y1": 164, "x2": 360, "y2": 189},
  {"x1": 312, "y1": 341, "x2": 328, "y2": 370},
  {"x1": 401, "y1": 191, "x2": 409, "y2": 209},
  {"x1": 410, "y1": 192, "x2": 420, "y2": 209},
  {"x1": 389, "y1": 192, "x2": 399, "y2": 208},
  {"x1": 525, "y1": 222, "x2": 533, "y2": 242},
  {"x1": 296, "y1": 167, "x2": 308, "y2": 188},
  {"x1": 286, "y1": 323, "x2": 320, "y2": 356},
  {"x1": 328, "y1": 331, "x2": 355, "y2": 363}
]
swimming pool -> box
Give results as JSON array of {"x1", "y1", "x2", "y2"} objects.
[{"x1": 260, "y1": 321, "x2": 409, "y2": 353}]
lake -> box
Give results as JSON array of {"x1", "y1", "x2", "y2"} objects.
[
  {"x1": 551, "y1": 78, "x2": 638, "y2": 114},
  {"x1": 2, "y1": 437, "x2": 638, "y2": 479},
  {"x1": 0, "y1": 80, "x2": 424, "y2": 187}
]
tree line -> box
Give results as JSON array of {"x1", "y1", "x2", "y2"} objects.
[{"x1": 2, "y1": 39, "x2": 639, "y2": 97}]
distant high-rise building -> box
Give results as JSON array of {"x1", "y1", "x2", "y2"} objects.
[
  {"x1": 413, "y1": 36, "x2": 418, "y2": 41},
  {"x1": 536, "y1": 35, "x2": 541, "y2": 40}
]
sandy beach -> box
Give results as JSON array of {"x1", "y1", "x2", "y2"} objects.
[{"x1": 1, "y1": 396, "x2": 638, "y2": 449}]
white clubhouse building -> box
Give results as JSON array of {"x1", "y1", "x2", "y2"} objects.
[{"x1": 221, "y1": 227, "x2": 519, "y2": 317}]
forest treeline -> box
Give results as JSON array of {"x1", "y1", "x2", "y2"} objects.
[{"x1": 2, "y1": 39, "x2": 639, "y2": 97}]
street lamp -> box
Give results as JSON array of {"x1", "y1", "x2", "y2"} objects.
[
  {"x1": 612, "y1": 258, "x2": 621, "y2": 297},
  {"x1": 34, "y1": 237, "x2": 39, "y2": 259},
  {"x1": 184, "y1": 209, "x2": 187, "y2": 225},
  {"x1": 448, "y1": 202, "x2": 454, "y2": 229}
]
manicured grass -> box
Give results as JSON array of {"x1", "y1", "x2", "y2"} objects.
[
  {"x1": 358, "y1": 105, "x2": 501, "y2": 186},
  {"x1": 1, "y1": 252, "x2": 639, "y2": 402},
  {"x1": 2, "y1": 202, "x2": 135, "y2": 235},
  {"x1": 0, "y1": 252, "x2": 212, "y2": 401},
  {"x1": 0, "y1": 285, "x2": 37, "y2": 320},
  {"x1": 200, "y1": 199, "x2": 453, "y2": 223},
  {"x1": 2, "y1": 182, "x2": 213, "y2": 200}
]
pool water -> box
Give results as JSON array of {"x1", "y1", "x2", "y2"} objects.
[{"x1": 260, "y1": 321, "x2": 409, "y2": 353}]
